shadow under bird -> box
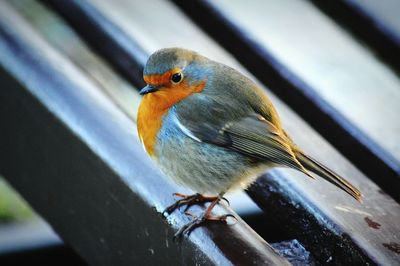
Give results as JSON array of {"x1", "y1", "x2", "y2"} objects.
[{"x1": 137, "y1": 48, "x2": 362, "y2": 236}]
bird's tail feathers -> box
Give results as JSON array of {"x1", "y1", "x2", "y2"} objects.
[{"x1": 295, "y1": 151, "x2": 362, "y2": 202}]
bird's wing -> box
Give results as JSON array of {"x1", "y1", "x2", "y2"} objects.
[{"x1": 173, "y1": 109, "x2": 306, "y2": 171}]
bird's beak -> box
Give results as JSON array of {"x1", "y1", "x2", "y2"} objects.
[{"x1": 139, "y1": 85, "x2": 158, "y2": 95}]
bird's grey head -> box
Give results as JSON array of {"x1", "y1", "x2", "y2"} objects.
[{"x1": 143, "y1": 48, "x2": 200, "y2": 76}]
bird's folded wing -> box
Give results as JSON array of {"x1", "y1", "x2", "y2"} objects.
[{"x1": 174, "y1": 111, "x2": 302, "y2": 170}]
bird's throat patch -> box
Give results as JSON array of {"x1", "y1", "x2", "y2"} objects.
[{"x1": 137, "y1": 80, "x2": 205, "y2": 156}]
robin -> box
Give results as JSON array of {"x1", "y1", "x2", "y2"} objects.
[{"x1": 137, "y1": 48, "x2": 362, "y2": 236}]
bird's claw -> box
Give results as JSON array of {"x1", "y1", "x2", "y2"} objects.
[
  {"x1": 220, "y1": 197, "x2": 230, "y2": 206},
  {"x1": 184, "y1": 211, "x2": 196, "y2": 219},
  {"x1": 163, "y1": 193, "x2": 223, "y2": 216},
  {"x1": 174, "y1": 214, "x2": 206, "y2": 239},
  {"x1": 162, "y1": 201, "x2": 181, "y2": 216},
  {"x1": 210, "y1": 214, "x2": 237, "y2": 225},
  {"x1": 164, "y1": 192, "x2": 234, "y2": 239},
  {"x1": 173, "y1": 213, "x2": 237, "y2": 239}
]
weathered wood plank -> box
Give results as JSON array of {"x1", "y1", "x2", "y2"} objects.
[
  {"x1": 172, "y1": 0, "x2": 400, "y2": 203},
  {"x1": 206, "y1": 0, "x2": 400, "y2": 163},
  {"x1": 345, "y1": 0, "x2": 400, "y2": 45},
  {"x1": 0, "y1": 2, "x2": 290, "y2": 266},
  {"x1": 45, "y1": 0, "x2": 400, "y2": 264},
  {"x1": 310, "y1": 0, "x2": 400, "y2": 72},
  {"x1": 40, "y1": 0, "x2": 147, "y2": 89},
  {"x1": 12, "y1": 0, "x2": 141, "y2": 122}
]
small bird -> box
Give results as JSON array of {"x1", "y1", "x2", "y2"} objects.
[{"x1": 137, "y1": 48, "x2": 362, "y2": 236}]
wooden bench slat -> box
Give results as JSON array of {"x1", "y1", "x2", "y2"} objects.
[
  {"x1": 41, "y1": 0, "x2": 147, "y2": 89},
  {"x1": 206, "y1": 0, "x2": 400, "y2": 161},
  {"x1": 12, "y1": 0, "x2": 141, "y2": 122},
  {"x1": 172, "y1": 0, "x2": 400, "y2": 203},
  {"x1": 346, "y1": 0, "x2": 400, "y2": 45},
  {"x1": 0, "y1": 2, "x2": 290, "y2": 265},
  {"x1": 43, "y1": 0, "x2": 400, "y2": 264},
  {"x1": 310, "y1": 0, "x2": 400, "y2": 72}
]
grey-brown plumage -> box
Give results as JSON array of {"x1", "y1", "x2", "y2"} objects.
[{"x1": 140, "y1": 47, "x2": 362, "y2": 203}]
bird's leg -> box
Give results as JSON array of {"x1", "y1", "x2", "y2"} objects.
[
  {"x1": 174, "y1": 193, "x2": 236, "y2": 238},
  {"x1": 163, "y1": 192, "x2": 229, "y2": 215}
]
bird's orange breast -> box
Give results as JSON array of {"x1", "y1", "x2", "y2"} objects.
[{"x1": 137, "y1": 80, "x2": 206, "y2": 156}]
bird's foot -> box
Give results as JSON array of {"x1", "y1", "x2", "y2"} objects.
[
  {"x1": 172, "y1": 196, "x2": 237, "y2": 238},
  {"x1": 163, "y1": 193, "x2": 229, "y2": 215},
  {"x1": 174, "y1": 212, "x2": 235, "y2": 238}
]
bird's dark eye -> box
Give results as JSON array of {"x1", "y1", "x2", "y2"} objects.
[{"x1": 171, "y1": 72, "x2": 183, "y2": 84}]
